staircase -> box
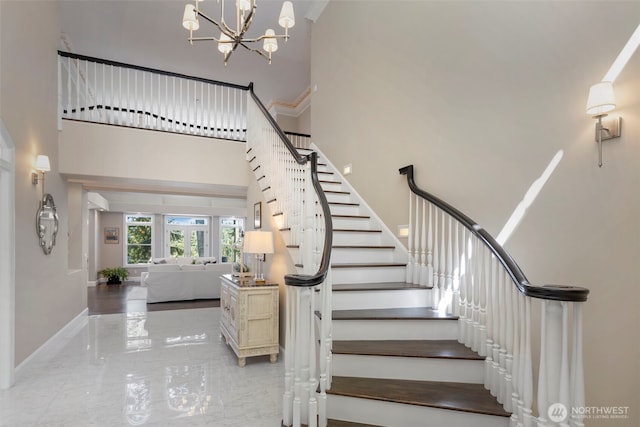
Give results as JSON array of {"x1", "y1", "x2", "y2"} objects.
[{"x1": 269, "y1": 147, "x2": 511, "y2": 427}]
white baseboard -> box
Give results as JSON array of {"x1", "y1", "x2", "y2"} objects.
[
  {"x1": 15, "y1": 308, "x2": 88, "y2": 380},
  {"x1": 87, "y1": 280, "x2": 97, "y2": 287}
]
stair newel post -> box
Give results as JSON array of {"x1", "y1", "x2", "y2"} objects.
[
  {"x1": 282, "y1": 285, "x2": 295, "y2": 426},
  {"x1": 420, "y1": 199, "x2": 428, "y2": 287},
  {"x1": 478, "y1": 246, "x2": 489, "y2": 357},
  {"x1": 504, "y1": 271, "x2": 515, "y2": 412},
  {"x1": 522, "y1": 297, "x2": 535, "y2": 427},
  {"x1": 498, "y1": 266, "x2": 509, "y2": 406},
  {"x1": 539, "y1": 300, "x2": 563, "y2": 426},
  {"x1": 485, "y1": 255, "x2": 496, "y2": 394},
  {"x1": 318, "y1": 269, "x2": 333, "y2": 427},
  {"x1": 413, "y1": 195, "x2": 421, "y2": 285},
  {"x1": 457, "y1": 227, "x2": 467, "y2": 344},
  {"x1": 406, "y1": 189, "x2": 414, "y2": 283},
  {"x1": 307, "y1": 286, "x2": 318, "y2": 427},
  {"x1": 444, "y1": 216, "x2": 454, "y2": 314},
  {"x1": 451, "y1": 220, "x2": 460, "y2": 317},
  {"x1": 292, "y1": 287, "x2": 302, "y2": 427},
  {"x1": 432, "y1": 208, "x2": 440, "y2": 304},
  {"x1": 570, "y1": 302, "x2": 585, "y2": 427},
  {"x1": 438, "y1": 211, "x2": 447, "y2": 303}
]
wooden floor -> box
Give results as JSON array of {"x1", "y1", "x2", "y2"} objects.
[{"x1": 88, "y1": 281, "x2": 220, "y2": 315}]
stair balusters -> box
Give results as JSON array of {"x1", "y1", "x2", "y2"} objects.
[{"x1": 400, "y1": 165, "x2": 588, "y2": 427}]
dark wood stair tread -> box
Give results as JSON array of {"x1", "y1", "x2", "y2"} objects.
[
  {"x1": 332, "y1": 214, "x2": 370, "y2": 219},
  {"x1": 329, "y1": 376, "x2": 510, "y2": 417},
  {"x1": 329, "y1": 202, "x2": 359, "y2": 206},
  {"x1": 324, "y1": 190, "x2": 350, "y2": 195},
  {"x1": 296, "y1": 263, "x2": 405, "y2": 269},
  {"x1": 287, "y1": 245, "x2": 395, "y2": 250},
  {"x1": 334, "y1": 228, "x2": 381, "y2": 233},
  {"x1": 331, "y1": 307, "x2": 458, "y2": 321},
  {"x1": 332, "y1": 340, "x2": 483, "y2": 360},
  {"x1": 332, "y1": 282, "x2": 423, "y2": 291},
  {"x1": 332, "y1": 263, "x2": 406, "y2": 268},
  {"x1": 284, "y1": 419, "x2": 380, "y2": 427}
]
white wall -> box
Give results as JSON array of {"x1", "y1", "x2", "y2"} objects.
[
  {"x1": 311, "y1": 2, "x2": 640, "y2": 425},
  {"x1": 1, "y1": 0, "x2": 87, "y2": 365},
  {"x1": 60, "y1": 120, "x2": 249, "y2": 189}
]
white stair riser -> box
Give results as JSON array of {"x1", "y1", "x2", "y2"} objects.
[
  {"x1": 332, "y1": 217, "x2": 371, "y2": 230},
  {"x1": 333, "y1": 232, "x2": 382, "y2": 246},
  {"x1": 288, "y1": 247, "x2": 396, "y2": 264},
  {"x1": 329, "y1": 204, "x2": 361, "y2": 216},
  {"x1": 332, "y1": 266, "x2": 405, "y2": 284},
  {"x1": 332, "y1": 354, "x2": 484, "y2": 384},
  {"x1": 332, "y1": 319, "x2": 459, "y2": 340},
  {"x1": 320, "y1": 182, "x2": 343, "y2": 192},
  {"x1": 325, "y1": 192, "x2": 352, "y2": 203},
  {"x1": 332, "y1": 289, "x2": 432, "y2": 310},
  {"x1": 327, "y1": 395, "x2": 510, "y2": 427}
]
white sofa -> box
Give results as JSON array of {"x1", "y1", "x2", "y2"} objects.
[{"x1": 141, "y1": 260, "x2": 228, "y2": 303}]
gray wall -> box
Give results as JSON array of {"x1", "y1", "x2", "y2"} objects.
[
  {"x1": 311, "y1": 1, "x2": 640, "y2": 425},
  {"x1": 1, "y1": 0, "x2": 87, "y2": 365}
]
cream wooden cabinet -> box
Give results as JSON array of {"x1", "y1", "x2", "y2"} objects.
[{"x1": 220, "y1": 274, "x2": 279, "y2": 367}]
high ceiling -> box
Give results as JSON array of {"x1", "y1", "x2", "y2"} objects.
[
  {"x1": 59, "y1": 0, "x2": 319, "y2": 105},
  {"x1": 59, "y1": 0, "x2": 322, "y2": 206}
]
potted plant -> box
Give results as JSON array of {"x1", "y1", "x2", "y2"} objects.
[{"x1": 99, "y1": 267, "x2": 129, "y2": 285}]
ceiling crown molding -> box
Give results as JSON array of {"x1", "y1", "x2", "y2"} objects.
[{"x1": 267, "y1": 86, "x2": 311, "y2": 118}]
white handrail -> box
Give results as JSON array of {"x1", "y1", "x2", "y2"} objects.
[{"x1": 246, "y1": 93, "x2": 332, "y2": 427}]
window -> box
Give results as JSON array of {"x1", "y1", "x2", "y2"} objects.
[
  {"x1": 165, "y1": 216, "x2": 209, "y2": 258},
  {"x1": 219, "y1": 217, "x2": 244, "y2": 263},
  {"x1": 125, "y1": 214, "x2": 153, "y2": 265}
]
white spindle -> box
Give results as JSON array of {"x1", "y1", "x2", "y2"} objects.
[
  {"x1": 406, "y1": 190, "x2": 413, "y2": 283},
  {"x1": 420, "y1": 199, "x2": 427, "y2": 286},
  {"x1": 570, "y1": 303, "x2": 585, "y2": 427}
]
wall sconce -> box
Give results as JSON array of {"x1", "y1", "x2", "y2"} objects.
[
  {"x1": 32, "y1": 155, "x2": 51, "y2": 194},
  {"x1": 586, "y1": 82, "x2": 621, "y2": 167},
  {"x1": 243, "y1": 230, "x2": 274, "y2": 284}
]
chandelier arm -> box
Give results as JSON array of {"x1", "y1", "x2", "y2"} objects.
[
  {"x1": 196, "y1": 9, "x2": 235, "y2": 38},
  {"x1": 238, "y1": 42, "x2": 270, "y2": 61}
]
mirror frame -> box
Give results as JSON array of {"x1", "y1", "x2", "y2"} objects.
[{"x1": 36, "y1": 193, "x2": 59, "y2": 255}]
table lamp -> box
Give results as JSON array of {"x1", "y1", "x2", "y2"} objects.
[{"x1": 243, "y1": 230, "x2": 274, "y2": 284}]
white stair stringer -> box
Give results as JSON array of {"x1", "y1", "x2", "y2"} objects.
[{"x1": 327, "y1": 395, "x2": 510, "y2": 427}]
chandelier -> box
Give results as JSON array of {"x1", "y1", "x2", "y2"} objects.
[{"x1": 182, "y1": 0, "x2": 295, "y2": 65}]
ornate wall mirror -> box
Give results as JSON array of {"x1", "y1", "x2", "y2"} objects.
[{"x1": 36, "y1": 193, "x2": 58, "y2": 255}]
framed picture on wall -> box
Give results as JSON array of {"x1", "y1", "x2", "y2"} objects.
[
  {"x1": 104, "y1": 227, "x2": 119, "y2": 244},
  {"x1": 254, "y1": 202, "x2": 262, "y2": 229}
]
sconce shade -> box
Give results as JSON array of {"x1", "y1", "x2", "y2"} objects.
[
  {"x1": 278, "y1": 1, "x2": 295, "y2": 29},
  {"x1": 182, "y1": 4, "x2": 199, "y2": 31},
  {"x1": 586, "y1": 81, "x2": 616, "y2": 115},
  {"x1": 35, "y1": 155, "x2": 51, "y2": 172},
  {"x1": 243, "y1": 231, "x2": 274, "y2": 254}
]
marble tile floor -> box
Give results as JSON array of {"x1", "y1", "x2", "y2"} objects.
[{"x1": 0, "y1": 307, "x2": 284, "y2": 427}]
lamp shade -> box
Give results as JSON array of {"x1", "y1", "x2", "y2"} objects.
[
  {"x1": 243, "y1": 231, "x2": 274, "y2": 254},
  {"x1": 263, "y1": 29, "x2": 278, "y2": 53},
  {"x1": 218, "y1": 32, "x2": 233, "y2": 54},
  {"x1": 236, "y1": 0, "x2": 252, "y2": 12},
  {"x1": 182, "y1": 4, "x2": 199, "y2": 31},
  {"x1": 586, "y1": 81, "x2": 616, "y2": 115},
  {"x1": 278, "y1": 1, "x2": 295, "y2": 29},
  {"x1": 35, "y1": 155, "x2": 51, "y2": 172}
]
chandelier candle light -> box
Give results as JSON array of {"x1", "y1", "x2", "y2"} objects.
[{"x1": 182, "y1": 0, "x2": 295, "y2": 65}]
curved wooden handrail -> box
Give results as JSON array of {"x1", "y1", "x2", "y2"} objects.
[
  {"x1": 248, "y1": 85, "x2": 332, "y2": 288},
  {"x1": 399, "y1": 165, "x2": 589, "y2": 302},
  {"x1": 59, "y1": 50, "x2": 250, "y2": 90}
]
